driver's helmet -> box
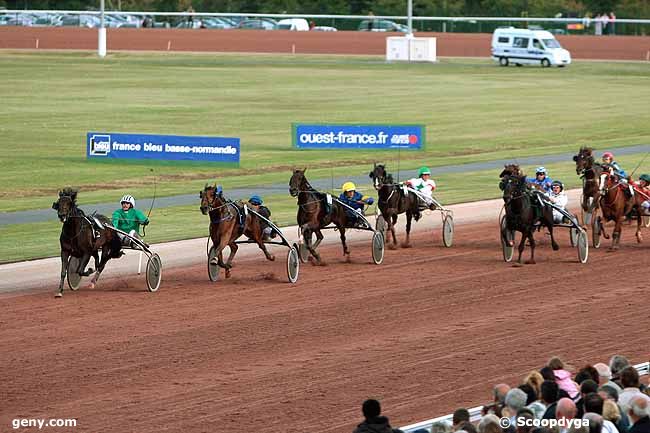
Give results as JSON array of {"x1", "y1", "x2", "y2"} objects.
[
  {"x1": 418, "y1": 166, "x2": 432, "y2": 177},
  {"x1": 551, "y1": 180, "x2": 564, "y2": 192},
  {"x1": 639, "y1": 174, "x2": 650, "y2": 184},
  {"x1": 602, "y1": 151, "x2": 614, "y2": 160},
  {"x1": 120, "y1": 195, "x2": 136, "y2": 208},
  {"x1": 535, "y1": 166, "x2": 547, "y2": 176},
  {"x1": 342, "y1": 182, "x2": 356, "y2": 192},
  {"x1": 249, "y1": 195, "x2": 263, "y2": 206}
]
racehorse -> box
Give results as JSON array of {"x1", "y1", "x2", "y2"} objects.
[
  {"x1": 52, "y1": 188, "x2": 121, "y2": 297},
  {"x1": 499, "y1": 163, "x2": 523, "y2": 179},
  {"x1": 200, "y1": 184, "x2": 275, "y2": 278},
  {"x1": 573, "y1": 146, "x2": 604, "y2": 223},
  {"x1": 596, "y1": 168, "x2": 638, "y2": 250},
  {"x1": 500, "y1": 174, "x2": 559, "y2": 265},
  {"x1": 368, "y1": 163, "x2": 419, "y2": 248},
  {"x1": 288, "y1": 169, "x2": 350, "y2": 265}
]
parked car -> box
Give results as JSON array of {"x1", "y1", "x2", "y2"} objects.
[
  {"x1": 237, "y1": 19, "x2": 277, "y2": 30},
  {"x1": 358, "y1": 19, "x2": 409, "y2": 32},
  {"x1": 277, "y1": 18, "x2": 309, "y2": 31},
  {"x1": 312, "y1": 25, "x2": 337, "y2": 32}
]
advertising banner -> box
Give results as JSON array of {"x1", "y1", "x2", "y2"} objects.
[{"x1": 293, "y1": 124, "x2": 424, "y2": 150}]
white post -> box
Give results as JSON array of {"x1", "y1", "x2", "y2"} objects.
[
  {"x1": 137, "y1": 251, "x2": 143, "y2": 275},
  {"x1": 98, "y1": 0, "x2": 107, "y2": 58},
  {"x1": 407, "y1": 0, "x2": 413, "y2": 37}
]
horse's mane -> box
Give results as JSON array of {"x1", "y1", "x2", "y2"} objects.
[
  {"x1": 579, "y1": 146, "x2": 593, "y2": 155},
  {"x1": 59, "y1": 187, "x2": 78, "y2": 202},
  {"x1": 499, "y1": 164, "x2": 523, "y2": 178}
]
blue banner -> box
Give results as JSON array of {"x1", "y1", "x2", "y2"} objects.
[
  {"x1": 293, "y1": 124, "x2": 424, "y2": 149},
  {"x1": 87, "y1": 132, "x2": 240, "y2": 163}
]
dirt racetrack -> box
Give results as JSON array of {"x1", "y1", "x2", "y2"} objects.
[
  {"x1": 1, "y1": 218, "x2": 649, "y2": 433},
  {"x1": 1, "y1": 27, "x2": 650, "y2": 60}
]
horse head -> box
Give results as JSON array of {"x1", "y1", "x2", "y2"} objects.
[
  {"x1": 53, "y1": 188, "x2": 78, "y2": 222},
  {"x1": 369, "y1": 164, "x2": 389, "y2": 190},
  {"x1": 599, "y1": 166, "x2": 619, "y2": 195},
  {"x1": 289, "y1": 168, "x2": 307, "y2": 197},
  {"x1": 200, "y1": 183, "x2": 223, "y2": 215},
  {"x1": 499, "y1": 164, "x2": 522, "y2": 179},
  {"x1": 573, "y1": 147, "x2": 594, "y2": 175},
  {"x1": 500, "y1": 175, "x2": 527, "y2": 205}
]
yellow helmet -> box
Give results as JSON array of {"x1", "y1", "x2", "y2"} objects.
[{"x1": 342, "y1": 182, "x2": 356, "y2": 192}]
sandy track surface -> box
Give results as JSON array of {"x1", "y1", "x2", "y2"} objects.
[{"x1": 1, "y1": 191, "x2": 649, "y2": 433}]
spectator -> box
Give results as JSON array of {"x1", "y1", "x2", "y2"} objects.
[
  {"x1": 600, "y1": 385, "x2": 631, "y2": 433},
  {"x1": 595, "y1": 363, "x2": 623, "y2": 394},
  {"x1": 627, "y1": 397, "x2": 650, "y2": 433},
  {"x1": 603, "y1": 400, "x2": 627, "y2": 433},
  {"x1": 609, "y1": 12, "x2": 616, "y2": 35},
  {"x1": 432, "y1": 421, "x2": 453, "y2": 433},
  {"x1": 601, "y1": 13, "x2": 610, "y2": 35},
  {"x1": 578, "y1": 381, "x2": 600, "y2": 418},
  {"x1": 479, "y1": 415, "x2": 501, "y2": 433},
  {"x1": 453, "y1": 408, "x2": 471, "y2": 430},
  {"x1": 505, "y1": 389, "x2": 529, "y2": 420},
  {"x1": 516, "y1": 408, "x2": 536, "y2": 433},
  {"x1": 309, "y1": 20, "x2": 315, "y2": 30},
  {"x1": 549, "y1": 357, "x2": 580, "y2": 399},
  {"x1": 519, "y1": 384, "x2": 546, "y2": 419},
  {"x1": 459, "y1": 421, "x2": 478, "y2": 433},
  {"x1": 542, "y1": 380, "x2": 560, "y2": 420},
  {"x1": 577, "y1": 367, "x2": 601, "y2": 385},
  {"x1": 557, "y1": 398, "x2": 578, "y2": 433},
  {"x1": 584, "y1": 393, "x2": 620, "y2": 433},
  {"x1": 526, "y1": 371, "x2": 545, "y2": 400},
  {"x1": 541, "y1": 367, "x2": 557, "y2": 382},
  {"x1": 484, "y1": 384, "x2": 511, "y2": 417},
  {"x1": 584, "y1": 413, "x2": 605, "y2": 433},
  {"x1": 353, "y1": 399, "x2": 403, "y2": 433},
  {"x1": 619, "y1": 367, "x2": 650, "y2": 416},
  {"x1": 610, "y1": 356, "x2": 630, "y2": 387},
  {"x1": 594, "y1": 13, "x2": 603, "y2": 35}
]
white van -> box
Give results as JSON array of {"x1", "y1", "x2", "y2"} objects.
[
  {"x1": 491, "y1": 27, "x2": 571, "y2": 67},
  {"x1": 277, "y1": 18, "x2": 310, "y2": 31}
]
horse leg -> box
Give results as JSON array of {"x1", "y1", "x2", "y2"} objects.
[
  {"x1": 599, "y1": 215, "x2": 610, "y2": 239},
  {"x1": 223, "y1": 242, "x2": 239, "y2": 278},
  {"x1": 312, "y1": 229, "x2": 324, "y2": 250},
  {"x1": 255, "y1": 235, "x2": 275, "y2": 261},
  {"x1": 609, "y1": 217, "x2": 623, "y2": 251},
  {"x1": 515, "y1": 232, "x2": 527, "y2": 265},
  {"x1": 547, "y1": 218, "x2": 559, "y2": 251},
  {"x1": 338, "y1": 226, "x2": 350, "y2": 260},
  {"x1": 402, "y1": 212, "x2": 412, "y2": 248},
  {"x1": 88, "y1": 248, "x2": 112, "y2": 289},
  {"x1": 636, "y1": 213, "x2": 643, "y2": 243},
  {"x1": 525, "y1": 232, "x2": 537, "y2": 264},
  {"x1": 56, "y1": 250, "x2": 70, "y2": 298},
  {"x1": 78, "y1": 252, "x2": 94, "y2": 276},
  {"x1": 303, "y1": 225, "x2": 324, "y2": 265}
]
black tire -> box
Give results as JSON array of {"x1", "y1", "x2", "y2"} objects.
[
  {"x1": 592, "y1": 216, "x2": 602, "y2": 249},
  {"x1": 207, "y1": 246, "x2": 220, "y2": 281},
  {"x1": 570, "y1": 227, "x2": 579, "y2": 248},
  {"x1": 541, "y1": 58, "x2": 551, "y2": 68},
  {"x1": 371, "y1": 231, "x2": 385, "y2": 265},
  {"x1": 145, "y1": 253, "x2": 162, "y2": 292},
  {"x1": 442, "y1": 215, "x2": 454, "y2": 248},
  {"x1": 67, "y1": 256, "x2": 82, "y2": 290},
  {"x1": 500, "y1": 215, "x2": 514, "y2": 262},
  {"x1": 286, "y1": 246, "x2": 300, "y2": 283},
  {"x1": 499, "y1": 57, "x2": 509, "y2": 67}
]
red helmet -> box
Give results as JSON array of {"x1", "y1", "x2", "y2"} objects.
[{"x1": 602, "y1": 151, "x2": 614, "y2": 159}]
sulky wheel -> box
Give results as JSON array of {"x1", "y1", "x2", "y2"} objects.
[
  {"x1": 286, "y1": 245, "x2": 300, "y2": 283},
  {"x1": 145, "y1": 253, "x2": 162, "y2": 292},
  {"x1": 371, "y1": 231, "x2": 385, "y2": 265},
  {"x1": 442, "y1": 215, "x2": 454, "y2": 248},
  {"x1": 500, "y1": 215, "x2": 514, "y2": 262},
  {"x1": 569, "y1": 226, "x2": 579, "y2": 247},
  {"x1": 67, "y1": 256, "x2": 82, "y2": 290},
  {"x1": 577, "y1": 230, "x2": 589, "y2": 264},
  {"x1": 207, "y1": 246, "x2": 220, "y2": 282},
  {"x1": 591, "y1": 216, "x2": 602, "y2": 249}
]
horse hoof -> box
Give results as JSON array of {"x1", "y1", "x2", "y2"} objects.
[
  {"x1": 552, "y1": 244, "x2": 560, "y2": 251},
  {"x1": 607, "y1": 247, "x2": 618, "y2": 252},
  {"x1": 269, "y1": 255, "x2": 276, "y2": 262},
  {"x1": 512, "y1": 262, "x2": 524, "y2": 268},
  {"x1": 225, "y1": 269, "x2": 232, "y2": 278},
  {"x1": 87, "y1": 282, "x2": 96, "y2": 289},
  {"x1": 388, "y1": 243, "x2": 398, "y2": 250},
  {"x1": 525, "y1": 260, "x2": 536, "y2": 265},
  {"x1": 55, "y1": 292, "x2": 63, "y2": 298},
  {"x1": 400, "y1": 242, "x2": 412, "y2": 248}
]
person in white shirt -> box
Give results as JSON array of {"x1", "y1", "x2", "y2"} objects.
[
  {"x1": 548, "y1": 180, "x2": 569, "y2": 223},
  {"x1": 406, "y1": 166, "x2": 437, "y2": 219}
]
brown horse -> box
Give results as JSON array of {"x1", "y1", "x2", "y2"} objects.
[
  {"x1": 573, "y1": 146, "x2": 604, "y2": 224},
  {"x1": 288, "y1": 169, "x2": 350, "y2": 265},
  {"x1": 200, "y1": 184, "x2": 275, "y2": 278},
  {"x1": 597, "y1": 168, "x2": 638, "y2": 250},
  {"x1": 369, "y1": 163, "x2": 419, "y2": 247},
  {"x1": 500, "y1": 174, "x2": 559, "y2": 264},
  {"x1": 52, "y1": 188, "x2": 121, "y2": 297}
]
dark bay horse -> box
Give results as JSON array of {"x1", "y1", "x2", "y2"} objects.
[
  {"x1": 369, "y1": 163, "x2": 418, "y2": 247},
  {"x1": 289, "y1": 169, "x2": 350, "y2": 265},
  {"x1": 500, "y1": 175, "x2": 559, "y2": 265},
  {"x1": 200, "y1": 184, "x2": 274, "y2": 278},
  {"x1": 597, "y1": 168, "x2": 638, "y2": 250},
  {"x1": 499, "y1": 163, "x2": 523, "y2": 178},
  {"x1": 52, "y1": 188, "x2": 121, "y2": 297},
  {"x1": 573, "y1": 147, "x2": 604, "y2": 224}
]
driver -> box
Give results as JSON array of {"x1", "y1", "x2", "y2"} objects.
[
  {"x1": 112, "y1": 194, "x2": 149, "y2": 246},
  {"x1": 339, "y1": 182, "x2": 374, "y2": 227},
  {"x1": 527, "y1": 166, "x2": 554, "y2": 193},
  {"x1": 548, "y1": 180, "x2": 569, "y2": 223}
]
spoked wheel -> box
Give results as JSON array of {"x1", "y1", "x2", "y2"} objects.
[
  {"x1": 644, "y1": 215, "x2": 650, "y2": 228},
  {"x1": 569, "y1": 226, "x2": 579, "y2": 247},
  {"x1": 207, "y1": 246, "x2": 220, "y2": 281},
  {"x1": 592, "y1": 216, "x2": 602, "y2": 249},
  {"x1": 577, "y1": 230, "x2": 589, "y2": 264},
  {"x1": 371, "y1": 231, "x2": 385, "y2": 265},
  {"x1": 67, "y1": 256, "x2": 82, "y2": 290},
  {"x1": 286, "y1": 246, "x2": 300, "y2": 283},
  {"x1": 442, "y1": 215, "x2": 454, "y2": 248},
  {"x1": 500, "y1": 215, "x2": 515, "y2": 262},
  {"x1": 145, "y1": 253, "x2": 162, "y2": 292}
]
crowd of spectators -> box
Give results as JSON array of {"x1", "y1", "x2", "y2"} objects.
[{"x1": 354, "y1": 355, "x2": 649, "y2": 433}]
